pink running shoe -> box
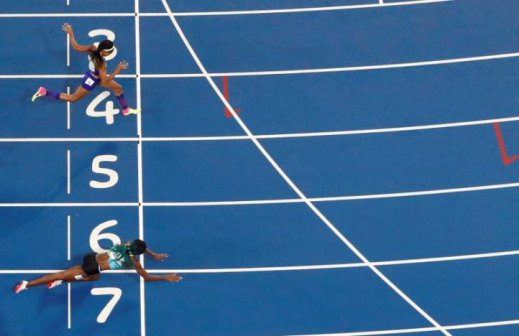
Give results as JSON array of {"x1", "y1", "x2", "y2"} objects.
[
  {"x1": 14, "y1": 280, "x2": 28, "y2": 294},
  {"x1": 31, "y1": 86, "x2": 47, "y2": 102}
]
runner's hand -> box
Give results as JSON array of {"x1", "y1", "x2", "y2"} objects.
[
  {"x1": 165, "y1": 274, "x2": 182, "y2": 282},
  {"x1": 153, "y1": 253, "x2": 169, "y2": 261},
  {"x1": 62, "y1": 23, "x2": 73, "y2": 35},
  {"x1": 117, "y1": 60, "x2": 129, "y2": 71}
]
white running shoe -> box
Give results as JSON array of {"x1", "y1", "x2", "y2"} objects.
[
  {"x1": 122, "y1": 107, "x2": 140, "y2": 116},
  {"x1": 14, "y1": 280, "x2": 28, "y2": 294},
  {"x1": 47, "y1": 280, "x2": 63, "y2": 289}
]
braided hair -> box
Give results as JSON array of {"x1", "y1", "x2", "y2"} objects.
[
  {"x1": 127, "y1": 239, "x2": 147, "y2": 256},
  {"x1": 110, "y1": 239, "x2": 146, "y2": 260},
  {"x1": 89, "y1": 39, "x2": 113, "y2": 70}
]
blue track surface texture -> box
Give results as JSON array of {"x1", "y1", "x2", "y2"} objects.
[{"x1": 2, "y1": 0, "x2": 519, "y2": 335}]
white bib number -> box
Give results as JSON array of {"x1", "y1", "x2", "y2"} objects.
[{"x1": 84, "y1": 77, "x2": 95, "y2": 87}]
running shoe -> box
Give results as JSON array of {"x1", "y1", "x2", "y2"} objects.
[
  {"x1": 31, "y1": 87, "x2": 47, "y2": 102},
  {"x1": 122, "y1": 107, "x2": 140, "y2": 116},
  {"x1": 14, "y1": 280, "x2": 28, "y2": 294},
  {"x1": 47, "y1": 280, "x2": 63, "y2": 289}
]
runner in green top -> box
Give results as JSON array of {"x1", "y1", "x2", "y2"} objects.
[{"x1": 14, "y1": 239, "x2": 182, "y2": 294}]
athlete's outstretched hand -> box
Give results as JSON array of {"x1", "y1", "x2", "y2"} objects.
[
  {"x1": 62, "y1": 23, "x2": 73, "y2": 35},
  {"x1": 146, "y1": 248, "x2": 172, "y2": 262},
  {"x1": 117, "y1": 60, "x2": 129, "y2": 71},
  {"x1": 152, "y1": 252, "x2": 169, "y2": 262},
  {"x1": 165, "y1": 274, "x2": 182, "y2": 282}
]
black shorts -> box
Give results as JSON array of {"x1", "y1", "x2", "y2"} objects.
[{"x1": 82, "y1": 252, "x2": 100, "y2": 276}]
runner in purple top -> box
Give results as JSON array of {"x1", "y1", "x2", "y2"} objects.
[{"x1": 32, "y1": 23, "x2": 140, "y2": 116}]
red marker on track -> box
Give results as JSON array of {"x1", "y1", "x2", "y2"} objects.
[
  {"x1": 493, "y1": 122, "x2": 518, "y2": 165},
  {"x1": 222, "y1": 76, "x2": 240, "y2": 118}
]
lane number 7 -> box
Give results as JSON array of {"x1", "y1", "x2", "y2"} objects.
[{"x1": 91, "y1": 287, "x2": 123, "y2": 323}]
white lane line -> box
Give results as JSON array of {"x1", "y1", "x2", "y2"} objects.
[
  {"x1": 294, "y1": 325, "x2": 439, "y2": 336},
  {"x1": 134, "y1": 1, "x2": 146, "y2": 335},
  {"x1": 1, "y1": 51, "x2": 519, "y2": 80},
  {"x1": 143, "y1": 115, "x2": 519, "y2": 140},
  {"x1": 161, "y1": 1, "x2": 451, "y2": 334},
  {"x1": 66, "y1": 150, "x2": 71, "y2": 194},
  {"x1": 0, "y1": 75, "x2": 90, "y2": 79},
  {"x1": 0, "y1": 0, "x2": 453, "y2": 18},
  {"x1": 66, "y1": 35, "x2": 70, "y2": 66},
  {"x1": 0, "y1": 13, "x2": 134, "y2": 18},
  {"x1": 161, "y1": 0, "x2": 451, "y2": 16},
  {"x1": 0, "y1": 137, "x2": 138, "y2": 142},
  {"x1": 67, "y1": 215, "x2": 71, "y2": 260},
  {"x1": 290, "y1": 318, "x2": 519, "y2": 336},
  {"x1": 145, "y1": 182, "x2": 519, "y2": 206},
  {"x1": 254, "y1": 116, "x2": 519, "y2": 138},
  {"x1": 0, "y1": 180, "x2": 517, "y2": 207},
  {"x1": 67, "y1": 283, "x2": 72, "y2": 329},
  {"x1": 309, "y1": 182, "x2": 519, "y2": 202},
  {"x1": 3, "y1": 248, "x2": 519, "y2": 274},
  {"x1": 66, "y1": 86, "x2": 71, "y2": 130},
  {"x1": 0, "y1": 203, "x2": 138, "y2": 207},
  {"x1": 124, "y1": 250, "x2": 519, "y2": 274},
  {"x1": 141, "y1": 52, "x2": 519, "y2": 78},
  {"x1": 1, "y1": 115, "x2": 519, "y2": 143}
]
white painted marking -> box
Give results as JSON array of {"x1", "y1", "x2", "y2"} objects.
[
  {"x1": 89, "y1": 220, "x2": 121, "y2": 253},
  {"x1": 175, "y1": 0, "x2": 454, "y2": 17},
  {"x1": 89, "y1": 155, "x2": 119, "y2": 189},
  {"x1": 0, "y1": 1, "x2": 453, "y2": 18},
  {"x1": 67, "y1": 215, "x2": 71, "y2": 260},
  {"x1": 91, "y1": 287, "x2": 122, "y2": 323},
  {"x1": 66, "y1": 150, "x2": 71, "y2": 194},
  {"x1": 250, "y1": 116, "x2": 519, "y2": 138},
  {"x1": 1, "y1": 115, "x2": 519, "y2": 143},
  {"x1": 66, "y1": 35, "x2": 70, "y2": 66},
  {"x1": 0, "y1": 137, "x2": 137, "y2": 142},
  {"x1": 0, "y1": 75, "x2": 87, "y2": 79},
  {"x1": 135, "y1": 1, "x2": 146, "y2": 334},
  {"x1": 171, "y1": 0, "x2": 451, "y2": 16},
  {"x1": 88, "y1": 30, "x2": 118, "y2": 61},
  {"x1": 86, "y1": 91, "x2": 119, "y2": 125},
  {"x1": 143, "y1": 52, "x2": 519, "y2": 78},
  {"x1": 147, "y1": 182, "x2": 519, "y2": 206},
  {"x1": 0, "y1": 75, "x2": 89, "y2": 79},
  {"x1": 0, "y1": 202, "x2": 137, "y2": 207},
  {"x1": 161, "y1": 0, "x2": 451, "y2": 334},
  {"x1": 3, "y1": 248, "x2": 519, "y2": 274},
  {"x1": 289, "y1": 318, "x2": 519, "y2": 336},
  {"x1": 0, "y1": 13, "x2": 133, "y2": 18},
  {"x1": 0, "y1": 180, "x2": 517, "y2": 208},
  {"x1": 1, "y1": 51, "x2": 519, "y2": 80},
  {"x1": 293, "y1": 325, "x2": 439, "y2": 335},
  {"x1": 67, "y1": 283, "x2": 72, "y2": 329},
  {"x1": 137, "y1": 250, "x2": 519, "y2": 274},
  {"x1": 309, "y1": 183, "x2": 519, "y2": 201},
  {"x1": 66, "y1": 86, "x2": 71, "y2": 130}
]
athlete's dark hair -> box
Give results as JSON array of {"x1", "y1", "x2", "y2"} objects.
[
  {"x1": 89, "y1": 39, "x2": 113, "y2": 70},
  {"x1": 128, "y1": 239, "x2": 147, "y2": 256}
]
